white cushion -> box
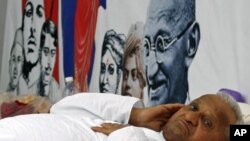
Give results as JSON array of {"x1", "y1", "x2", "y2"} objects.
[{"x1": 238, "y1": 102, "x2": 250, "y2": 124}]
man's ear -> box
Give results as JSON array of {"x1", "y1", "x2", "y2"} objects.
[{"x1": 185, "y1": 22, "x2": 200, "y2": 67}]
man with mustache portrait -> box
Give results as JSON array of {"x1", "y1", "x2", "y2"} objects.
[
  {"x1": 37, "y1": 20, "x2": 61, "y2": 103},
  {"x1": 19, "y1": 0, "x2": 45, "y2": 94},
  {"x1": 143, "y1": 0, "x2": 200, "y2": 106}
]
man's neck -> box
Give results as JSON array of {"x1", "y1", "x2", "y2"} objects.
[{"x1": 27, "y1": 64, "x2": 40, "y2": 88}]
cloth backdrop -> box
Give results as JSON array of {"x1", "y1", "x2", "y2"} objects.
[{"x1": 1, "y1": 0, "x2": 250, "y2": 106}]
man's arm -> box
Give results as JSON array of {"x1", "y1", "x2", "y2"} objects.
[
  {"x1": 50, "y1": 93, "x2": 143, "y2": 123},
  {"x1": 91, "y1": 103, "x2": 183, "y2": 134},
  {"x1": 129, "y1": 104, "x2": 183, "y2": 131},
  {"x1": 51, "y1": 93, "x2": 182, "y2": 131},
  {"x1": 92, "y1": 123, "x2": 166, "y2": 141}
]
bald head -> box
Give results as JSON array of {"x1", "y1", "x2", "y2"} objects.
[
  {"x1": 144, "y1": 0, "x2": 200, "y2": 106},
  {"x1": 147, "y1": 0, "x2": 195, "y2": 31}
]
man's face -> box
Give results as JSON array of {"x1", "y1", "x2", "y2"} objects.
[
  {"x1": 41, "y1": 33, "x2": 56, "y2": 86},
  {"x1": 100, "y1": 49, "x2": 118, "y2": 93},
  {"x1": 9, "y1": 44, "x2": 23, "y2": 87},
  {"x1": 122, "y1": 54, "x2": 143, "y2": 99},
  {"x1": 163, "y1": 95, "x2": 237, "y2": 141},
  {"x1": 23, "y1": 0, "x2": 45, "y2": 64},
  {"x1": 143, "y1": 0, "x2": 188, "y2": 106}
]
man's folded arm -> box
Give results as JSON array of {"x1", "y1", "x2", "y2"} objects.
[{"x1": 50, "y1": 93, "x2": 144, "y2": 124}]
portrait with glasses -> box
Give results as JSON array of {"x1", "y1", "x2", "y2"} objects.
[{"x1": 143, "y1": 0, "x2": 200, "y2": 106}]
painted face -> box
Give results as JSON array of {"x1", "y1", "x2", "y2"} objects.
[
  {"x1": 163, "y1": 95, "x2": 237, "y2": 141},
  {"x1": 143, "y1": 0, "x2": 188, "y2": 106},
  {"x1": 122, "y1": 54, "x2": 142, "y2": 99},
  {"x1": 99, "y1": 49, "x2": 118, "y2": 93},
  {"x1": 9, "y1": 44, "x2": 24, "y2": 87},
  {"x1": 23, "y1": 0, "x2": 45, "y2": 64},
  {"x1": 41, "y1": 33, "x2": 56, "y2": 87}
]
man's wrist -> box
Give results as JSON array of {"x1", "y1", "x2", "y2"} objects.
[{"x1": 129, "y1": 108, "x2": 143, "y2": 126}]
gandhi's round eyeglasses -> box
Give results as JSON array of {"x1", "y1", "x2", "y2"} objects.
[{"x1": 143, "y1": 21, "x2": 197, "y2": 58}]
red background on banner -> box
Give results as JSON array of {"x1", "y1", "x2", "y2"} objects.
[{"x1": 74, "y1": 0, "x2": 99, "y2": 91}]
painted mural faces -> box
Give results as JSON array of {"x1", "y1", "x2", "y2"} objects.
[
  {"x1": 23, "y1": 0, "x2": 45, "y2": 64},
  {"x1": 100, "y1": 49, "x2": 118, "y2": 93},
  {"x1": 99, "y1": 30, "x2": 125, "y2": 94},
  {"x1": 143, "y1": 0, "x2": 200, "y2": 106},
  {"x1": 22, "y1": 0, "x2": 45, "y2": 91},
  {"x1": 122, "y1": 23, "x2": 146, "y2": 99},
  {"x1": 122, "y1": 54, "x2": 143, "y2": 98},
  {"x1": 123, "y1": 54, "x2": 141, "y2": 97},
  {"x1": 41, "y1": 33, "x2": 56, "y2": 88},
  {"x1": 6, "y1": 0, "x2": 61, "y2": 103},
  {"x1": 9, "y1": 44, "x2": 23, "y2": 88},
  {"x1": 39, "y1": 20, "x2": 58, "y2": 99},
  {"x1": 7, "y1": 29, "x2": 24, "y2": 95}
]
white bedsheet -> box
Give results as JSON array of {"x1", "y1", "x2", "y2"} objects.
[
  {"x1": 0, "y1": 114, "x2": 100, "y2": 141},
  {"x1": 0, "y1": 93, "x2": 165, "y2": 141}
]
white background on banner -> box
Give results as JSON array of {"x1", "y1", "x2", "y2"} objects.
[
  {"x1": 90, "y1": 0, "x2": 250, "y2": 104},
  {"x1": 0, "y1": 0, "x2": 22, "y2": 92},
  {"x1": 0, "y1": 0, "x2": 7, "y2": 83},
  {"x1": 0, "y1": 0, "x2": 249, "y2": 103},
  {"x1": 190, "y1": 0, "x2": 250, "y2": 103}
]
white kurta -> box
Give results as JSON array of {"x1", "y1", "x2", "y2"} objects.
[{"x1": 0, "y1": 93, "x2": 166, "y2": 141}]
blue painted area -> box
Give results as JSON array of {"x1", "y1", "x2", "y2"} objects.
[
  {"x1": 62, "y1": 0, "x2": 77, "y2": 77},
  {"x1": 100, "y1": 0, "x2": 107, "y2": 9}
]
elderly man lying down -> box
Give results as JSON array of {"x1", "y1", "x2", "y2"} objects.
[{"x1": 0, "y1": 92, "x2": 243, "y2": 141}]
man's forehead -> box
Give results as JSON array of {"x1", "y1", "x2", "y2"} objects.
[
  {"x1": 145, "y1": 0, "x2": 185, "y2": 37},
  {"x1": 44, "y1": 33, "x2": 56, "y2": 48},
  {"x1": 191, "y1": 95, "x2": 225, "y2": 109},
  {"x1": 14, "y1": 43, "x2": 23, "y2": 51},
  {"x1": 195, "y1": 95, "x2": 233, "y2": 114},
  {"x1": 12, "y1": 44, "x2": 23, "y2": 55},
  {"x1": 148, "y1": 0, "x2": 182, "y2": 20},
  {"x1": 202, "y1": 94, "x2": 237, "y2": 124},
  {"x1": 196, "y1": 94, "x2": 220, "y2": 102},
  {"x1": 149, "y1": 0, "x2": 174, "y2": 11},
  {"x1": 193, "y1": 95, "x2": 234, "y2": 122}
]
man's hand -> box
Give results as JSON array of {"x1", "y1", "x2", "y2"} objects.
[
  {"x1": 129, "y1": 103, "x2": 184, "y2": 131},
  {"x1": 91, "y1": 123, "x2": 128, "y2": 135}
]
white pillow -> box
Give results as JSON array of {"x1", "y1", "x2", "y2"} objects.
[{"x1": 238, "y1": 102, "x2": 250, "y2": 124}]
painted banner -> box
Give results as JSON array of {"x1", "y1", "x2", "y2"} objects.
[
  {"x1": 0, "y1": 0, "x2": 64, "y2": 104},
  {"x1": 89, "y1": 0, "x2": 250, "y2": 105},
  {"x1": 1, "y1": 0, "x2": 250, "y2": 106},
  {"x1": 90, "y1": 0, "x2": 195, "y2": 106}
]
